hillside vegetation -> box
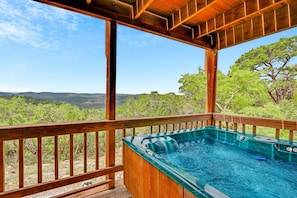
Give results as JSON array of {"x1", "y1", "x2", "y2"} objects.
[
  {"x1": 1, "y1": 36, "x2": 296, "y2": 126},
  {"x1": 0, "y1": 92, "x2": 135, "y2": 109}
]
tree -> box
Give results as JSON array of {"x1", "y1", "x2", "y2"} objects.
[
  {"x1": 232, "y1": 36, "x2": 297, "y2": 104},
  {"x1": 116, "y1": 91, "x2": 184, "y2": 118},
  {"x1": 0, "y1": 97, "x2": 34, "y2": 125},
  {"x1": 216, "y1": 68, "x2": 269, "y2": 113},
  {"x1": 178, "y1": 67, "x2": 268, "y2": 113},
  {"x1": 178, "y1": 67, "x2": 206, "y2": 113}
]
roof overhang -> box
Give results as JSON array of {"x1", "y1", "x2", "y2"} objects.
[{"x1": 34, "y1": 0, "x2": 297, "y2": 50}]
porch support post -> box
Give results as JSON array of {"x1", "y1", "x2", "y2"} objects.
[
  {"x1": 205, "y1": 49, "x2": 218, "y2": 114},
  {"x1": 0, "y1": 140, "x2": 4, "y2": 192},
  {"x1": 105, "y1": 20, "x2": 117, "y2": 189}
]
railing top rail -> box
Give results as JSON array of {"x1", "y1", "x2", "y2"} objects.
[
  {"x1": 1, "y1": 113, "x2": 295, "y2": 141},
  {"x1": 0, "y1": 113, "x2": 212, "y2": 141},
  {"x1": 213, "y1": 113, "x2": 297, "y2": 131}
]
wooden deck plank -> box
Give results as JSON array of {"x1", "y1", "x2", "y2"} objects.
[
  {"x1": 25, "y1": 180, "x2": 131, "y2": 198},
  {"x1": 73, "y1": 180, "x2": 131, "y2": 198}
]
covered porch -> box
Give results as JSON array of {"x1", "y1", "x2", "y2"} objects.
[{"x1": 1, "y1": 0, "x2": 297, "y2": 197}]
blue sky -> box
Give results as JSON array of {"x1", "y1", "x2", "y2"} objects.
[{"x1": 0, "y1": 0, "x2": 296, "y2": 94}]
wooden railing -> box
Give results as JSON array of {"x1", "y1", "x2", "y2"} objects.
[
  {"x1": 0, "y1": 114, "x2": 211, "y2": 197},
  {"x1": 0, "y1": 113, "x2": 296, "y2": 197},
  {"x1": 212, "y1": 113, "x2": 297, "y2": 142}
]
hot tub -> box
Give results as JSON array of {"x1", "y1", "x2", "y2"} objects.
[{"x1": 123, "y1": 126, "x2": 297, "y2": 197}]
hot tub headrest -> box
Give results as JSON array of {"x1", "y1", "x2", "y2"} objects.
[{"x1": 146, "y1": 137, "x2": 178, "y2": 154}]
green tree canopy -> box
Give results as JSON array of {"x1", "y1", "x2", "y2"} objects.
[
  {"x1": 231, "y1": 36, "x2": 297, "y2": 104},
  {"x1": 0, "y1": 97, "x2": 103, "y2": 126},
  {"x1": 116, "y1": 91, "x2": 185, "y2": 118},
  {"x1": 216, "y1": 68, "x2": 269, "y2": 113},
  {"x1": 178, "y1": 67, "x2": 206, "y2": 113}
]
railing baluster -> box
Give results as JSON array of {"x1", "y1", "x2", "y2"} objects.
[
  {"x1": 19, "y1": 139, "x2": 24, "y2": 188},
  {"x1": 158, "y1": 125, "x2": 161, "y2": 132},
  {"x1": 226, "y1": 122, "x2": 229, "y2": 130},
  {"x1": 234, "y1": 123, "x2": 238, "y2": 131},
  {"x1": 69, "y1": 134, "x2": 74, "y2": 176},
  {"x1": 0, "y1": 140, "x2": 4, "y2": 192},
  {"x1": 289, "y1": 130, "x2": 294, "y2": 141},
  {"x1": 54, "y1": 136, "x2": 59, "y2": 179},
  {"x1": 275, "y1": 128, "x2": 280, "y2": 139},
  {"x1": 133, "y1": 128, "x2": 136, "y2": 136},
  {"x1": 95, "y1": 132, "x2": 99, "y2": 170},
  {"x1": 84, "y1": 133, "x2": 87, "y2": 173},
  {"x1": 122, "y1": 129, "x2": 126, "y2": 138},
  {"x1": 37, "y1": 137, "x2": 42, "y2": 184},
  {"x1": 242, "y1": 124, "x2": 246, "y2": 133},
  {"x1": 218, "y1": 121, "x2": 222, "y2": 128},
  {"x1": 252, "y1": 125, "x2": 257, "y2": 135},
  {"x1": 150, "y1": 126, "x2": 153, "y2": 134}
]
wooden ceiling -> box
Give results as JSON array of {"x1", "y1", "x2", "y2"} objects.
[{"x1": 34, "y1": 0, "x2": 297, "y2": 50}]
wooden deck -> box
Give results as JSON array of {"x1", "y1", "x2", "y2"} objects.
[
  {"x1": 25, "y1": 180, "x2": 132, "y2": 198},
  {"x1": 61, "y1": 180, "x2": 132, "y2": 198}
]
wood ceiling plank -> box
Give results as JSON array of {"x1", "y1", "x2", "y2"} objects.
[
  {"x1": 259, "y1": 0, "x2": 273, "y2": 10},
  {"x1": 264, "y1": 10, "x2": 275, "y2": 34},
  {"x1": 245, "y1": 0, "x2": 258, "y2": 15},
  {"x1": 234, "y1": 24, "x2": 243, "y2": 43},
  {"x1": 217, "y1": 2, "x2": 297, "y2": 50},
  {"x1": 224, "y1": 3, "x2": 245, "y2": 24},
  {"x1": 251, "y1": 14, "x2": 263, "y2": 37},
  {"x1": 170, "y1": 0, "x2": 219, "y2": 30},
  {"x1": 243, "y1": 20, "x2": 253, "y2": 41},
  {"x1": 290, "y1": 1, "x2": 297, "y2": 26},
  {"x1": 215, "y1": 14, "x2": 224, "y2": 28},
  {"x1": 276, "y1": 5, "x2": 289, "y2": 30},
  {"x1": 226, "y1": 28, "x2": 234, "y2": 47},
  {"x1": 148, "y1": 0, "x2": 188, "y2": 17},
  {"x1": 134, "y1": 0, "x2": 154, "y2": 19},
  {"x1": 196, "y1": 0, "x2": 290, "y2": 38}
]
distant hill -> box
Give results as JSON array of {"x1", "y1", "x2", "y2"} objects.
[{"x1": 0, "y1": 92, "x2": 137, "y2": 109}]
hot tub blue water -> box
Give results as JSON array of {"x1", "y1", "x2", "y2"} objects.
[
  {"x1": 123, "y1": 126, "x2": 297, "y2": 197},
  {"x1": 160, "y1": 137, "x2": 297, "y2": 197}
]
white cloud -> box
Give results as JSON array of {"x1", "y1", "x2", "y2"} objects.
[{"x1": 0, "y1": 0, "x2": 79, "y2": 48}]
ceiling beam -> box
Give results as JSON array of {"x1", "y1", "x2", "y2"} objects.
[
  {"x1": 134, "y1": 0, "x2": 155, "y2": 19},
  {"x1": 217, "y1": 1, "x2": 297, "y2": 49},
  {"x1": 170, "y1": 0, "x2": 218, "y2": 31},
  {"x1": 33, "y1": 0, "x2": 212, "y2": 49},
  {"x1": 196, "y1": 0, "x2": 292, "y2": 38}
]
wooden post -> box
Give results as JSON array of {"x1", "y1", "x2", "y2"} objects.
[
  {"x1": 205, "y1": 49, "x2": 218, "y2": 125},
  {"x1": 0, "y1": 140, "x2": 4, "y2": 192},
  {"x1": 105, "y1": 20, "x2": 117, "y2": 189}
]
